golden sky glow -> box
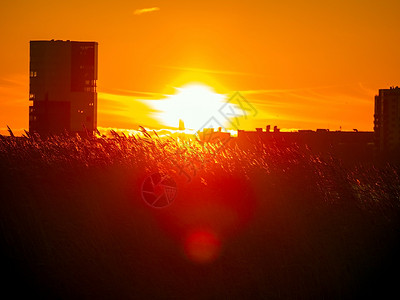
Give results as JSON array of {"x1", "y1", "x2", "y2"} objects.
[{"x1": 1, "y1": 0, "x2": 400, "y2": 134}]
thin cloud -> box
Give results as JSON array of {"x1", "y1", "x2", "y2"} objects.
[
  {"x1": 0, "y1": 74, "x2": 26, "y2": 87},
  {"x1": 241, "y1": 84, "x2": 354, "y2": 95},
  {"x1": 156, "y1": 65, "x2": 262, "y2": 77},
  {"x1": 110, "y1": 88, "x2": 165, "y2": 98},
  {"x1": 134, "y1": 7, "x2": 160, "y2": 15}
]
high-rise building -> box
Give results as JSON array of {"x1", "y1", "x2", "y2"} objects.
[
  {"x1": 374, "y1": 86, "x2": 400, "y2": 157},
  {"x1": 29, "y1": 40, "x2": 98, "y2": 136}
]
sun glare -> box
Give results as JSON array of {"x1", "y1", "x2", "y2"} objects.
[{"x1": 150, "y1": 83, "x2": 232, "y2": 130}]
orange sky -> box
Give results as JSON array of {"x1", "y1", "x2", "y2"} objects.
[{"x1": 1, "y1": 0, "x2": 399, "y2": 134}]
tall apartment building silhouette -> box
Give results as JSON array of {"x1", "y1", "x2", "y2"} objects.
[
  {"x1": 374, "y1": 86, "x2": 400, "y2": 157},
  {"x1": 29, "y1": 40, "x2": 98, "y2": 136}
]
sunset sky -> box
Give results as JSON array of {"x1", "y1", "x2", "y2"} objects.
[{"x1": 1, "y1": 0, "x2": 399, "y2": 134}]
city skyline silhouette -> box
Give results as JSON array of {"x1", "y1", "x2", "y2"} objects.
[{"x1": 20, "y1": 38, "x2": 400, "y2": 161}]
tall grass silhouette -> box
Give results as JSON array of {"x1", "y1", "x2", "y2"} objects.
[{"x1": 0, "y1": 129, "x2": 399, "y2": 298}]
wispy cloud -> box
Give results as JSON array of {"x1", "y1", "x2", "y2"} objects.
[
  {"x1": 107, "y1": 88, "x2": 165, "y2": 98},
  {"x1": 237, "y1": 83, "x2": 375, "y2": 131},
  {"x1": 156, "y1": 65, "x2": 262, "y2": 77},
  {"x1": 97, "y1": 91, "x2": 164, "y2": 129},
  {"x1": 134, "y1": 7, "x2": 160, "y2": 15},
  {"x1": 240, "y1": 84, "x2": 355, "y2": 95},
  {"x1": 0, "y1": 74, "x2": 26, "y2": 87}
]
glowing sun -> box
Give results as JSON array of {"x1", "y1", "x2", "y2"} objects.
[{"x1": 150, "y1": 83, "x2": 230, "y2": 130}]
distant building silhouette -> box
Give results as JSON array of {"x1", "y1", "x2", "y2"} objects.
[
  {"x1": 29, "y1": 40, "x2": 98, "y2": 136},
  {"x1": 374, "y1": 87, "x2": 400, "y2": 158},
  {"x1": 237, "y1": 127, "x2": 374, "y2": 162},
  {"x1": 199, "y1": 127, "x2": 230, "y2": 144},
  {"x1": 179, "y1": 119, "x2": 185, "y2": 130}
]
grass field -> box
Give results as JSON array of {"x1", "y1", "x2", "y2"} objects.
[{"x1": 1, "y1": 131, "x2": 399, "y2": 298}]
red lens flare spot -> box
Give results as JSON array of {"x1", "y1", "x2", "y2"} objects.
[{"x1": 184, "y1": 229, "x2": 221, "y2": 264}]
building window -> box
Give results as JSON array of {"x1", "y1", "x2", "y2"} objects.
[
  {"x1": 30, "y1": 71, "x2": 37, "y2": 77},
  {"x1": 84, "y1": 87, "x2": 95, "y2": 92},
  {"x1": 80, "y1": 45, "x2": 93, "y2": 50},
  {"x1": 29, "y1": 93, "x2": 35, "y2": 100}
]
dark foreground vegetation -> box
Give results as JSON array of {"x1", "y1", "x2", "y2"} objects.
[{"x1": 0, "y1": 131, "x2": 399, "y2": 299}]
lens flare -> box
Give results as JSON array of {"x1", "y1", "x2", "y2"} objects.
[{"x1": 184, "y1": 229, "x2": 221, "y2": 264}]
